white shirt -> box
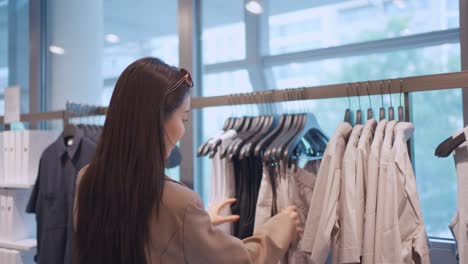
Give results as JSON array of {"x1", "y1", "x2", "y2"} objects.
[
  {"x1": 374, "y1": 120, "x2": 401, "y2": 264},
  {"x1": 209, "y1": 130, "x2": 237, "y2": 234},
  {"x1": 300, "y1": 122, "x2": 352, "y2": 264},
  {"x1": 393, "y1": 122, "x2": 429, "y2": 263},
  {"x1": 356, "y1": 119, "x2": 377, "y2": 258},
  {"x1": 362, "y1": 120, "x2": 387, "y2": 264},
  {"x1": 338, "y1": 124, "x2": 363, "y2": 263}
]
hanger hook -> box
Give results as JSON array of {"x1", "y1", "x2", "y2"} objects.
[
  {"x1": 347, "y1": 84, "x2": 351, "y2": 109},
  {"x1": 356, "y1": 83, "x2": 362, "y2": 110},
  {"x1": 388, "y1": 80, "x2": 393, "y2": 107},
  {"x1": 380, "y1": 81, "x2": 384, "y2": 108},
  {"x1": 366, "y1": 81, "x2": 372, "y2": 108},
  {"x1": 400, "y1": 79, "x2": 403, "y2": 107}
]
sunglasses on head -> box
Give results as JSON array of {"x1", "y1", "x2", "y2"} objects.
[{"x1": 166, "y1": 68, "x2": 193, "y2": 95}]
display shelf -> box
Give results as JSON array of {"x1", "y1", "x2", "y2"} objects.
[
  {"x1": 0, "y1": 238, "x2": 36, "y2": 251},
  {"x1": 0, "y1": 183, "x2": 34, "y2": 189}
]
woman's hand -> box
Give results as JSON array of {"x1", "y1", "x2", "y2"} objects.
[
  {"x1": 207, "y1": 198, "x2": 240, "y2": 226},
  {"x1": 281, "y1": 206, "x2": 303, "y2": 234}
]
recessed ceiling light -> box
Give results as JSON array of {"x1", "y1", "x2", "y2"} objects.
[
  {"x1": 105, "y1": 34, "x2": 120, "y2": 44},
  {"x1": 393, "y1": 0, "x2": 406, "y2": 9},
  {"x1": 49, "y1": 45, "x2": 65, "y2": 55},
  {"x1": 245, "y1": 0, "x2": 263, "y2": 15}
]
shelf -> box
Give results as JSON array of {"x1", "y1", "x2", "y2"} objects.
[
  {"x1": 0, "y1": 183, "x2": 34, "y2": 189},
  {"x1": 0, "y1": 238, "x2": 36, "y2": 251}
]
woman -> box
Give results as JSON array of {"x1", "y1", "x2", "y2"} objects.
[{"x1": 74, "y1": 57, "x2": 301, "y2": 264}]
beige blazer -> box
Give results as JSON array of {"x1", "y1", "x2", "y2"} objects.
[{"x1": 74, "y1": 166, "x2": 297, "y2": 264}]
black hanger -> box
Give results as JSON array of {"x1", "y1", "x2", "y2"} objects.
[
  {"x1": 344, "y1": 84, "x2": 354, "y2": 125},
  {"x1": 280, "y1": 89, "x2": 328, "y2": 166},
  {"x1": 387, "y1": 81, "x2": 395, "y2": 121},
  {"x1": 255, "y1": 114, "x2": 286, "y2": 158},
  {"x1": 366, "y1": 82, "x2": 373, "y2": 120},
  {"x1": 264, "y1": 90, "x2": 297, "y2": 162},
  {"x1": 398, "y1": 79, "x2": 405, "y2": 122},
  {"x1": 198, "y1": 95, "x2": 236, "y2": 157},
  {"x1": 282, "y1": 114, "x2": 328, "y2": 169},
  {"x1": 379, "y1": 81, "x2": 386, "y2": 121},
  {"x1": 240, "y1": 92, "x2": 276, "y2": 159},
  {"x1": 355, "y1": 84, "x2": 362, "y2": 125},
  {"x1": 227, "y1": 114, "x2": 267, "y2": 160},
  {"x1": 274, "y1": 90, "x2": 306, "y2": 161},
  {"x1": 221, "y1": 93, "x2": 259, "y2": 159},
  {"x1": 240, "y1": 114, "x2": 275, "y2": 159},
  {"x1": 435, "y1": 133, "x2": 466, "y2": 158}
]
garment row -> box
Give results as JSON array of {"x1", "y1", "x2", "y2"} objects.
[{"x1": 206, "y1": 119, "x2": 430, "y2": 264}]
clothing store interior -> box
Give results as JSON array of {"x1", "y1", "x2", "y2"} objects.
[{"x1": 1, "y1": 0, "x2": 468, "y2": 263}]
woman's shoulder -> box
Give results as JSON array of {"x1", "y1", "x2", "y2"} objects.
[
  {"x1": 76, "y1": 166, "x2": 202, "y2": 211},
  {"x1": 162, "y1": 178, "x2": 202, "y2": 210}
]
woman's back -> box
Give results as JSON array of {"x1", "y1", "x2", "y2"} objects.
[{"x1": 75, "y1": 167, "x2": 297, "y2": 264}]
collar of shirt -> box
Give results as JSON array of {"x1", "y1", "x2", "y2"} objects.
[
  {"x1": 394, "y1": 122, "x2": 414, "y2": 171},
  {"x1": 358, "y1": 119, "x2": 377, "y2": 149},
  {"x1": 55, "y1": 128, "x2": 85, "y2": 160}
]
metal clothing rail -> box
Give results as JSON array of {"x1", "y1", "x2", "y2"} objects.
[
  {"x1": 0, "y1": 103, "x2": 108, "y2": 125},
  {"x1": 0, "y1": 71, "x2": 467, "y2": 124},
  {"x1": 190, "y1": 71, "x2": 468, "y2": 109}
]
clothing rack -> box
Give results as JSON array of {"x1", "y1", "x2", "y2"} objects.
[
  {"x1": 0, "y1": 102, "x2": 108, "y2": 126},
  {"x1": 190, "y1": 71, "x2": 468, "y2": 111},
  {"x1": 0, "y1": 71, "x2": 466, "y2": 124}
]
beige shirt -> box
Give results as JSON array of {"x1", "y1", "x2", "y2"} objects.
[
  {"x1": 338, "y1": 124, "x2": 363, "y2": 263},
  {"x1": 355, "y1": 119, "x2": 377, "y2": 258},
  {"x1": 74, "y1": 167, "x2": 297, "y2": 263},
  {"x1": 374, "y1": 120, "x2": 400, "y2": 264},
  {"x1": 300, "y1": 122, "x2": 352, "y2": 263},
  {"x1": 362, "y1": 120, "x2": 387, "y2": 264},
  {"x1": 394, "y1": 122, "x2": 429, "y2": 264}
]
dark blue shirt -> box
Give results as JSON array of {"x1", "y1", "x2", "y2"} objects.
[{"x1": 27, "y1": 129, "x2": 96, "y2": 264}]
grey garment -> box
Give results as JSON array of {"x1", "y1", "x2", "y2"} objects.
[
  {"x1": 285, "y1": 162, "x2": 320, "y2": 264},
  {"x1": 300, "y1": 122, "x2": 352, "y2": 264},
  {"x1": 254, "y1": 161, "x2": 320, "y2": 264},
  {"x1": 26, "y1": 129, "x2": 97, "y2": 264}
]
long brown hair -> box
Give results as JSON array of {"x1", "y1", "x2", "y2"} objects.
[{"x1": 75, "y1": 57, "x2": 191, "y2": 264}]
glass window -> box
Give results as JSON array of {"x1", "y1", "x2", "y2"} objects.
[
  {"x1": 271, "y1": 44, "x2": 461, "y2": 88},
  {"x1": 203, "y1": 70, "x2": 252, "y2": 96},
  {"x1": 0, "y1": 0, "x2": 29, "y2": 114},
  {"x1": 202, "y1": 0, "x2": 245, "y2": 64},
  {"x1": 0, "y1": 2, "x2": 7, "y2": 96},
  {"x1": 267, "y1": 0, "x2": 459, "y2": 55},
  {"x1": 412, "y1": 89, "x2": 462, "y2": 238},
  {"x1": 45, "y1": 0, "x2": 179, "y2": 110}
]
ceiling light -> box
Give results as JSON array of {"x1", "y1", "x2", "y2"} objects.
[
  {"x1": 245, "y1": 0, "x2": 263, "y2": 15},
  {"x1": 49, "y1": 45, "x2": 65, "y2": 55},
  {"x1": 105, "y1": 34, "x2": 120, "y2": 44},
  {"x1": 393, "y1": 0, "x2": 407, "y2": 9}
]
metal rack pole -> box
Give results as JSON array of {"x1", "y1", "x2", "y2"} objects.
[{"x1": 1, "y1": 71, "x2": 468, "y2": 124}]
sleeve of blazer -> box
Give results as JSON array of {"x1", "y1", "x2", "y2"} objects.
[{"x1": 183, "y1": 194, "x2": 297, "y2": 264}]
